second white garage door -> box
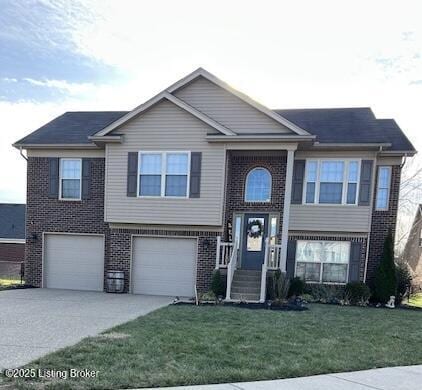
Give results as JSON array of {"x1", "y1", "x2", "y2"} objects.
[
  {"x1": 44, "y1": 233, "x2": 104, "y2": 291},
  {"x1": 132, "y1": 237, "x2": 197, "y2": 297}
]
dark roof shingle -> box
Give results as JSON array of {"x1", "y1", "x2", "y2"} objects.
[
  {"x1": 14, "y1": 111, "x2": 128, "y2": 145},
  {"x1": 0, "y1": 204, "x2": 26, "y2": 239},
  {"x1": 14, "y1": 107, "x2": 416, "y2": 152}
]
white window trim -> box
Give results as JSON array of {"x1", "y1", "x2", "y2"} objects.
[
  {"x1": 294, "y1": 240, "x2": 351, "y2": 285},
  {"x1": 302, "y1": 158, "x2": 361, "y2": 206},
  {"x1": 137, "y1": 151, "x2": 191, "y2": 199},
  {"x1": 375, "y1": 166, "x2": 391, "y2": 211},
  {"x1": 244, "y1": 167, "x2": 272, "y2": 203},
  {"x1": 59, "y1": 158, "x2": 82, "y2": 201}
]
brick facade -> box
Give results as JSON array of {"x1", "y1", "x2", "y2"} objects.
[
  {"x1": 288, "y1": 233, "x2": 368, "y2": 281},
  {"x1": 108, "y1": 228, "x2": 218, "y2": 293},
  {"x1": 366, "y1": 165, "x2": 401, "y2": 282},
  {"x1": 25, "y1": 157, "x2": 107, "y2": 287},
  {"x1": 224, "y1": 151, "x2": 286, "y2": 240}
]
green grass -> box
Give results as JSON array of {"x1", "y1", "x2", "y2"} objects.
[
  {"x1": 0, "y1": 277, "x2": 22, "y2": 287},
  {"x1": 5, "y1": 304, "x2": 422, "y2": 389},
  {"x1": 408, "y1": 293, "x2": 422, "y2": 308}
]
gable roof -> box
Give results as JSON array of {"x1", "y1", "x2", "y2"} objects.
[
  {"x1": 276, "y1": 108, "x2": 416, "y2": 152},
  {"x1": 0, "y1": 204, "x2": 25, "y2": 240},
  {"x1": 94, "y1": 91, "x2": 236, "y2": 137}
]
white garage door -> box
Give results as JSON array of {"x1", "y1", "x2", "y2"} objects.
[
  {"x1": 132, "y1": 237, "x2": 196, "y2": 297},
  {"x1": 44, "y1": 234, "x2": 104, "y2": 291}
]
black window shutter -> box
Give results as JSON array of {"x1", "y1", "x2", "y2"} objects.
[
  {"x1": 127, "y1": 152, "x2": 138, "y2": 197},
  {"x1": 48, "y1": 158, "x2": 59, "y2": 198},
  {"x1": 81, "y1": 159, "x2": 91, "y2": 199},
  {"x1": 189, "y1": 152, "x2": 202, "y2": 198},
  {"x1": 291, "y1": 160, "x2": 305, "y2": 204},
  {"x1": 286, "y1": 239, "x2": 297, "y2": 278},
  {"x1": 358, "y1": 160, "x2": 373, "y2": 206},
  {"x1": 348, "y1": 241, "x2": 362, "y2": 282}
]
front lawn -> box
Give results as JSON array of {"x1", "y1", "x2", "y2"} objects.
[
  {"x1": 6, "y1": 304, "x2": 422, "y2": 389},
  {"x1": 408, "y1": 293, "x2": 422, "y2": 308}
]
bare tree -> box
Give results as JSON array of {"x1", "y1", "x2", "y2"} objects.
[{"x1": 396, "y1": 157, "x2": 422, "y2": 256}]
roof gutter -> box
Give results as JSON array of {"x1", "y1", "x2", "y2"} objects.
[
  {"x1": 12, "y1": 143, "x2": 101, "y2": 150},
  {"x1": 312, "y1": 142, "x2": 392, "y2": 150},
  {"x1": 206, "y1": 135, "x2": 315, "y2": 142}
]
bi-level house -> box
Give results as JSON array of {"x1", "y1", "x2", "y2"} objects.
[{"x1": 14, "y1": 68, "x2": 416, "y2": 301}]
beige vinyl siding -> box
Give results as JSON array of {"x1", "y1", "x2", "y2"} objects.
[
  {"x1": 290, "y1": 205, "x2": 371, "y2": 232},
  {"x1": 105, "y1": 100, "x2": 225, "y2": 226},
  {"x1": 174, "y1": 76, "x2": 292, "y2": 134}
]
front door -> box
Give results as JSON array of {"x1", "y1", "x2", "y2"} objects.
[{"x1": 241, "y1": 213, "x2": 269, "y2": 270}]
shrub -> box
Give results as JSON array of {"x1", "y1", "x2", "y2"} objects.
[
  {"x1": 288, "y1": 277, "x2": 305, "y2": 297},
  {"x1": 199, "y1": 291, "x2": 216, "y2": 302},
  {"x1": 211, "y1": 269, "x2": 225, "y2": 297},
  {"x1": 373, "y1": 231, "x2": 397, "y2": 303},
  {"x1": 271, "y1": 270, "x2": 290, "y2": 302},
  {"x1": 345, "y1": 282, "x2": 371, "y2": 305},
  {"x1": 396, "y1": 262, "x2": 412, "y2": 303},
  {"x1": 304, "y1": 283, "x2": 344, "y2": 304}
]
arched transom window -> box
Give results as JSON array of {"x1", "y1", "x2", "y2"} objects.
[{"x1": 245, "y1": 167, "x2": 271, "y2": 202}]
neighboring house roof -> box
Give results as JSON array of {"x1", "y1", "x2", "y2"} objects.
[
  {"x1": 276, "y1": 108, "x2": 415, "y2": 152},
  {"x1": 0, "y1": 204, "x2": 26, "y2": 240}
]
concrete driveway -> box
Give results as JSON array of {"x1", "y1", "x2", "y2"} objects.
[{"x1": 0, "y1": 288, "x2": 172, "y2": 369}]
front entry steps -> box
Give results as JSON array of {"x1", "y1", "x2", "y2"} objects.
[{"x1": 230, "y1": 270, "x2": 261, "y2": 302}]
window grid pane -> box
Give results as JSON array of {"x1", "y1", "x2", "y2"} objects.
[
  {"x1": 139, "y1": 175, "x2": 161, "y2": 196},
  {"x1": 245, "y1": 168, "x2": 271, "y2": 202},
  {"x1": 166, "y1": 153, "x2": 188, "y2": 175},
  {"x1": 61, "y1": 179, "x2": 80, "y2": 199},
  {"x1": 376, "y1": 167, "x2": 391, "y2": 209},
  {"x1": 296, "y1": 262, "x2": 321, "y2": 282},
  {"x1": 61, "y1": 160, "x2": 81, "y2": 179},
  {"x1": 320, "y1": 161, "x2": 344, "y2": 182},
  {"x1": 165, "y1": 175, "x2": 187, "y2": 196},
  {"x1": 346, "y1": 183, "x2": 357, "y2": 204},
  {"x1": 322, "y1": 264, "x2": 348, "y2": 283},
  {"x1": 140, "y1": 154, "x2": 162, "y2": 174},
  {"x1": 319, "y1": 183, "x2": 343, "y2": 204}
]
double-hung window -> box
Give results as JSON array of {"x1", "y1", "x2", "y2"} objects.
[
  {"x1": 59, "y1": 159, "x2": 82, "y2": 200},
  {"x1": 375, "y1": 166, "x2": 391, "y2": 210},
  {"x1": 295, "y1": 240, "x2": 350, "y2": 284},
  {"x1": 304, "y1": 160, "x2": 360, "y2": 205},
  {"x1": 138, "y1": 152, "x2": 190, "y2": 197}
]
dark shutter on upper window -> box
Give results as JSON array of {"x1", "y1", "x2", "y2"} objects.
[
  {"x1": 358, "y1": 160, "x2": 373, "y2": 206},
  {"x1": 48, "y1": 157, "x2": 59, "y2": 198},
  {"x1": 348, "y1": 241, "x2": 362, "y2": 282},
  {"x1": 127, "y1": 152, "x2": 138, "y2": 197},
  {"x1": 286, "y1": 239, "x2": 297, "y2": 278},
  {"x1": 81, "y1": 159, "x2": 91, "y2": 199},
  {"x1": 189, "y1": 152, "x2": 202, "y2": 198},
  {"x1": 291, "y1": 160, "x2": 305, "y2": 204}
]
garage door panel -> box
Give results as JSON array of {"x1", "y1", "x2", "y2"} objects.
[
  {"x1": 44, "y1": 234, "x2": 104, "y2": 291},
  {"x1": 132, "y1": 237, "x2": 196, "y2": 297}
]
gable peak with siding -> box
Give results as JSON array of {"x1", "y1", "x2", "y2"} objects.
[{"x1": 94, "y1": 68, "x2": 311, "y2": 138}]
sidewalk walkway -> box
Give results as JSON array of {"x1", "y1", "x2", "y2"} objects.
[{"x1": 150, "y1": 365, "x2": 422, "y2": 390}]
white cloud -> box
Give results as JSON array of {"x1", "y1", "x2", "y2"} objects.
[{"x1": 1, "y1": 0, "x2": 421, "y2": 213}]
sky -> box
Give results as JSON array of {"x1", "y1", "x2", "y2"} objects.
[{"x1": 0, "y1": 0, "x2": 421, "y2": 210}]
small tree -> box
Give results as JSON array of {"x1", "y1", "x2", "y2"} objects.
[
  {"x1": 373, "y1": 231, "x2": 397, "y2": 303},
  {"x1": 211, "y1": 269, "x2": 225, "y2": 297},
  {"x1": 396, "y1": 262, "x2": 412, "y2": 303}
]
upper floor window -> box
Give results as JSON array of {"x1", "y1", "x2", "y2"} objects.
[
  {"x1": 304, "y1": 159, "x2": 360, "y2": 205},
  {"x1": 59, "y1": 159, "x2": 82, "y2": 200},
  {"x1": 375, "y1": 166, "x2": 391, "y2": 210},
  {"x1": 138, "y1": 151, "x2": 190, "y2": 198},
  {"x1": 245, "y1": 167, "x2": 271, "y2": 202}
]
